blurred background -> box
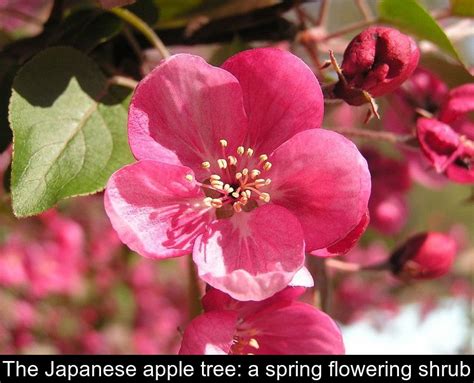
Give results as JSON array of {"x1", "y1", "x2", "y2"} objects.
[{"x1": 0, "y1": 0, "x2": 472, "y2": 354}]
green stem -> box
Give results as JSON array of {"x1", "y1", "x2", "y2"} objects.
[
  {"x1": 188, "y1": 256, "x2": 202, "y2": 320},
  {"x1": 109, "y1": 7, "x2": 170, "y2": 59}
]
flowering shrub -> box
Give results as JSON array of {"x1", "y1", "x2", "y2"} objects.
[{"x1": 0, "y1": 0, "x2": 472, "y2": 355}]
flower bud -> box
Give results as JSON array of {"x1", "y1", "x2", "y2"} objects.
[
  {"x1": 334, "y1": 26, "x2": 420, "y2": 105},
  {"x1": 389, "y1": 232, "x2": 456, "y2": 280}
]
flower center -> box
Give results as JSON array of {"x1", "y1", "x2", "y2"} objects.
[
  {"x1": 231, "y1": 323, "x2": 261, "y2": 355},
  {"x1": 191, "y1": 139, "x2": 273, "y2": 214}
]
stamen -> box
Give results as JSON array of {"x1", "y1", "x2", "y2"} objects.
[
  {"x1": 211, "y1": 180, "x2": 224, "y2": 190},
  {"x1": 185, "y1": 174, "x2": 193, "y2": 182},
  {"x1": 248, "y1": 338, "x2": 260, "y2": 350},
  {"x1": 203, "y1": 197, "x2": 213, "y2": 207},
  {"x1": 237, "y1": 146, "x2": 245, "y2": 156},
  {"x1": 246, "y1": 148, "x2": 254, "y2": 157},
  {"x1": 244, "y1": 190, "x2": 251, "y2": 199},
  {"x1": 242, "y1": 168, "x2": 249, "y2": 176},
  {"x1": 263, "y1": 162, "x2": 272, "y2": 171},
  {"x1": 211, "y1": 199, "x2": 223, "y2": 208},
  {"x1": 258, "y1": 154, "x2": 268, "y2": 164},
  {"x1": 210, "y1": 174, "x2": 221, "y2": 181},
  {"x1": 233, "y1": 203, "x2": 242, "y2": 213},
  {"x1": 250, "y1": 169, "x2": 261, "y2": 179},
  {"x1": 235, "y1": 172, "x2": 242, "y2": 180},
  {"x1": 223, "y1": 184, "x2": 234, "y2": 193},
  {"x1": 220, "y1": 139, "x2": 228, "y2": 147},
  {"x1": 228, "y1": 156, "x2": 237, "y2": 166},
  {"x1": 259, "y1": 193, "x2": 270, "y2": 203},
  {"x1": 201, "y1": 161, "x2": 211, "y2": 169},
  {"x1": 231, "y1": 192, "x2": 240, "y2": 198},
  {"x1": 217, "y1": 159, "x2": 228, "y2": 169}
]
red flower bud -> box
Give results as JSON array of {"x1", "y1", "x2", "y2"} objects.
[
  {"x1": 417, "y1": 117, "x2": 474, "y2": 184},
  {"x1": 389, "y1": 232, "x2": 457, "y2": 280},
  {"x1": 334, "y1": 26, "x2": 420, "y2": 105}
]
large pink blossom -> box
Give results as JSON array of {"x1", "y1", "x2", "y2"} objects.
[
  {"x1": 105, "y1": 48, "x2": 371, "y2": 300},
  {"x1": 179, "y1": 287, "x2": 344, "y2": 354}
]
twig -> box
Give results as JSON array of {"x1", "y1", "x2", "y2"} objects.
[
  {"x1": 355, "y1": 0, "x2": 374, "y2": 21},
  {"x1": 330, "y1": 126, "x2": 414, "y2": 144},
  {"x1": 315, "y1": 0, "x2": 329, "y2": 26},
  {"x1": 107, "y1": 75, "x2": 138, "y2": 90},
  {"x1": 322, "y1": 19, "x2": 376, "y2": 41},
  {"x1": 109, "y1": 7, "x2": 170, "y2": 59},
  {"x1": 309, "y1": 256, "x2": 331, "y2": 313}
]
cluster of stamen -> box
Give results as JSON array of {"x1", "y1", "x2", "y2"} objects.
[{"x1": 189, "y1": 139, "x2": 273, "y2": 214}]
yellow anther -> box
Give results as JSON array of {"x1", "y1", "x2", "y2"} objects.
[
  {"x1": 235, "y1": 172, "x2": 243, "y2": 180},
  {"x1": 237, "y1": 146, "x2": 245, "y2": 155},
  {"x1": 220, "y1": 139, "x2": 228, "y2": 147},
  {"x1": 244, "y1": 190, "x2": 251, "y2": 198},
  {"x1": 210, "y1": 174, "x2": 221, "y2": 181},
  {"x1": 246, "y1": 148, "x2": 254, "y2": 157},
  {"x1": 233, "y1": 203, "x2": 242, "y2": 213},
  {"x1": 217, "y1": 159, "x2": 228, "y2": 169},
  {"x1": 211, "y1": 199, "x2": 223, "y2": 208},
  {"x1": 259, "y1": 193, "x2": 271, "y2": 203},
  {"x1": 223, "y1": 184, "x2": 234, "y2": 193},
  {"x1": 250, "y1": 169, "x2": 261, "y2": 179},
  {"x1": 242, "y1": 168, "x2": 249, "y2": 176},
  {"x1": 248, "y1": 338, "x2": 260, "y2": 350},
  {"x1": 185, "y1": 174, "x2": 193, "y2": 182},
  {"x1": 203, "y1": 197, "x2": 213, "y2": 207},
  {"x1": 265, "y1": 179, "x2": 272, "y2": 185},
  {"x1": 201, "y1": 161, "x2": 211, "y2": 169},
  {"x1": 228, "y1": 155, "x2": 237, "y2": 166},
  {"x1": 263, "y1": 162, "x2": 272, "y2": 171},
  {"x1": 231, "y1": 192, "x2": 240, "y2": 198},
  {"x1": 255, "y1": 179, "x2": 266, "y2": 188},
  {"x1": 259, "y1": 154, "x2": 268, "y2": 163},
  {"x1": 211, "y1": 180, "x2": 224, "y2": 190}
]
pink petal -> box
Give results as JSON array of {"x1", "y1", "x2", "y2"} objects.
[
  {"x1": 179, "y1": 311, "x2": 237, "y2": 355},
  {"x1": 439, "y1": 84, "x2": 474, "y2": 124},
  {"x1": 288, "y1": 266, "x2": 314, "y2": 287},
  {"x1": 193, "y1": 204, "x2": 305, "y2": 301},
  {"x1": 128, "y1": 54, "x2": 248, "y2": 179},
  {"x1": 221, "y1": 48, "x2": 323, "y2": 154},
  {"x1": 245, "y1": 302, "x2": 345, "y2": 354},
  {"x1": 202, "y1": 286, "x2": 307, "y2": 314},
  {"x1": 104, "y1": 160, "x2": 211, "y2": 259},
  {"x1": 268, "y1": 129, "x2": 371, "y2": 251},
  {"x1": 311, "y1": 211, "x2": 369, "y2": 257}
]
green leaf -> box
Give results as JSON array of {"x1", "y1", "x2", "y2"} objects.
[
  {"x1": 9, "y1": 47, "x2": 133, "y2": 217},
  {"x1": 451, "y1": 0, "x2": 474, "y2": 17},
  {"x1": 59, "y1": 9, "x2": 123, "y2": 53},
  {"x1": 378, "y1": 0, "x2": 471, "y2": 72}
]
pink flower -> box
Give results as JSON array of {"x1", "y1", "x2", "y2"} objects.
[
  {"x1": 334, "y1": 26, "x2": 420, "y2": 105},
  {"x1": 105, "y1": 48, "x2": 371, "y2": 300},
  {"x1": 179, "y1": 287, "x2": 344, "y2": 354},
  {"x1": 362, "y1": 148, "x2": 411, "y2": 234},
  {"x1": 416, "y1": 118, "x2": 474, "y2": 183},
  {"x1": 389, "y1": 232, "x2": 457, "y2": 280}
]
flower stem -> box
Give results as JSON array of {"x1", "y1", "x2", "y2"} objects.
[
  {"x1": 109, "y1": 7, "x2": 170, "y2": 59},
  {"x1": 187, "y1": 256, "x2": 202, "y2": 320},
  {"x1": 330, "y1": 126, "x2": 414, "y2": 145},
  {"x1": 322, "y1": 19, "x2": 376, "y2": 41},
  {"x1": 107, "y1": 75, "x2": 138, "y2": 90},
  {"x1": 309, "y1": 256, "x2": 331, "y2": 313}
]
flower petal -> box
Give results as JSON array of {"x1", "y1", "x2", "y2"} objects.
[
  {"x1": 221, "y1": 48, "x2": 323, "y2": 154},
  {"x1": 439, "y1": 84, "x2": 474, "y2": 124},
  {"x1": 311, "y1": 211, "x2": 369, "y2": 257},
  {"x1": 246, "y1": 302, "x2": 345, "y2": 354},
  {"x1": 104, "y1": 160, "x2": 211, "y2": 259},
  {"x1": 193, "y1": 204, "x2": 305, "y2": 301},
  {"x1": 268, "y1": 129, "x2": 371, "y2": 251},
  {"x1": 179, "y1": 311, "x2": 237, "y2": 355},
  {"x1": 128, "y1": 54, "x2": 248, "y2": 178}
]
